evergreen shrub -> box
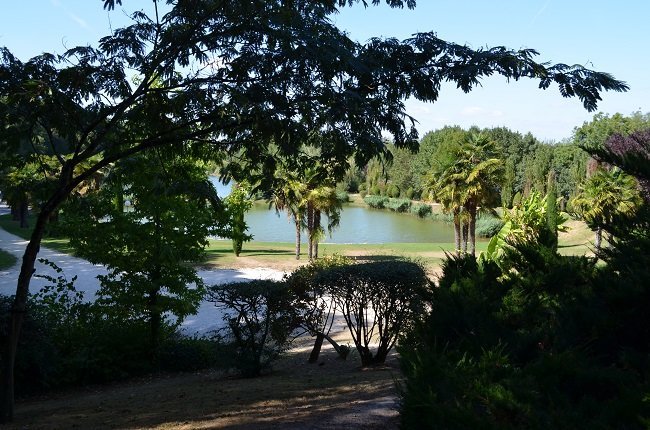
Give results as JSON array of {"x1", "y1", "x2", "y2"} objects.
[
  {"x1": 386, "y1": 198, "x2": 411, "y2": 212},
  {"x1": 475, "y1": 214, "x2": 505, "y2": 237},
  {"x1": 364, "y1": 195, "x2": 389, "y2": 209},
  {"x1": 410, "y1": 203, "x2": 432, "y2": 218}
]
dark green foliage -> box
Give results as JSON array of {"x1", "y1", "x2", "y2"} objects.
[
  {"x1": 62, "y1": 155, "x2": 218, "y2": 352},
  {"x1": 336, "y1": 190, "x2": 350, "y2": 203},
  {"x1": 337, "y1": 165, "x2": 364, "y2": 193},
  {"x1": 405, "y1": 187, "x2": 415, "y2": 199},
  {"x1": 207, "y1": 280, "x2": 300, "y2": 377},
  {"x1": 501, "y1": 159, "x2": 516, "y2": 208},
  {"x1": 475, "y1": 214, "x2": 505, "y2": 237},
  {"x1": 386, "y1": 183, "x2": 401, "y2": 198},
  {"x1": 363, "y1": 194, "x2": 389, "y2": 208},
  {"x1": 313, "y1": 260, "x2": 430, "y2": 366},
  {"x1": 158, "y1": 335, "x2": 224, "y2": 373},
  {"x1": 285, "y1": 255, "x2": 353, "y2": 359},
  {"x1": 386, "y1": 145, "x2": 423, "y2": 198},
  {"x1": 546, "y1": 170, "x2": 559, "y2": 249},
  {"x1": 410, "y1": 203, "x2": 432, "y2": 218},
  {"x1": 399, "y1": 239, "x2": 650, "y2": 429},
  {"x1": 385, "y1": 198, "x2": 412, "y2": 212},
  {"x1": 0, "y1": 291, "x2": 221, "y2": 396}
]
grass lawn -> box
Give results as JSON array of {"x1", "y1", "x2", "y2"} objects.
[
  {"x1": 204, "y1": 239, "x2": 487, "y2": 273},
  {"x1": 0, "y1": 214, "x2": 74, "y2": 254},
  {"x1": 0, "y1": 248, "x2": 17, "y2": 270}
]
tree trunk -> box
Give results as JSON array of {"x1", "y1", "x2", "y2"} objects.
[
  {"x1": 358, "y1": 345, "x2": 374, "y2": 367},
  {"x1": 294, "y1": 217, "x2": 301, "y2": 260},
  {"x1": 469, "y1": 204, "x2": 477, "y2": 256},
  {"x1": 1, "y1": 162, "x2": 76, "y2": 423},
  {"x1": 453, "y1": 211, "x2": 461, "y2": 256},
  {"x1": 1, "y1": 208, "x2": 50, "y2": 423},
  {"x1": 313, "y1": 209, "x2": 321, "y2": 259},
  {"x1": 595, "y1": 227, "x2": 602, "y2": 251},
  {"x1": 19, "y1": 200, "x2": 29, "y2": 229},
  {"x1": 461, "y1": 219, "x2": 468, "y2": 254},
  {"x1": 150, "y1": 305, "x2": 161, "y2": 363},
  {"x1": 373, "y1": 344, "x2": 389, "y2": 365},
  {"x1": 308, "y1": 333, "x2": 325, "y2": 363},
  {"x1": 307, "y1": 201, "x2": 314, "y2": 260},
  {"x1": 323, "y1": 333, "x2": 348, "y2": 359}
]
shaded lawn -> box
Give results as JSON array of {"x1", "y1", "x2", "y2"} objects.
[
  {"x1": 0, "y1": 248, "x2": 17, "y2": 270},
  {"x1": 7, "y1": 346, "x2": 402, "y2": 430},
  {"x1": 0, "y1": 214, "x2": 74, "y2": 254}
]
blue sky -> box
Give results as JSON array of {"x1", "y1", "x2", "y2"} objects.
[{"x1": 1, "y1": 1, "x2": 648, "y2": 142}]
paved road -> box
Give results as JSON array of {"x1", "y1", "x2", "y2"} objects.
[{"x1": 0, "y1": 203, "x2": 284, "y2": 334}]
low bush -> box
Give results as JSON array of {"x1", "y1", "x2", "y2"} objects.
[
  {"x1": 0, "y1": 264, "x2": 223, "y2": 396},
  {"x1": 336, "y1": 190, "x2": 350, "y2": 203},
  {"x1": 429, "y1": 212, "x2": 454, "y2": 223},
  {"x1": 207, "y1": 280, "x2": 300, "y2": 377},
  {"x1": 363, "y1": 195, "x2": 389, "y2": 209},
  {"x1": 285, "y1": 254, "x2": 353, "y2": 361},
  {"x1": 386, "y1": 198, "x2": 411, "y2": 212},
  {"x1": 475, "y1": 213, "x2": 504, "y2": 237},
  {"x1": 314, "y1": 259, "x2": 431, "y2": 367},
  {"x1": 158, "y1": 335, "x2": 224, "y2": 372},
  {"x1": 410, "y1": 203, "x2": 432, "y2": 218}
]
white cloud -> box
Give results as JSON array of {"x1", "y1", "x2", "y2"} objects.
[
  {"x1": 530, "y1": 0, "x2": 552, "y2": 26},
  {"x1": 460, "y1": 106, "x2": 503, "y2": 118},
  {"x1": 69, "y1": 13, "x2": 89, "y2": 29}
]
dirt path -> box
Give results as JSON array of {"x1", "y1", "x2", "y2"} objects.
[{"x1": 7, "y1": 342, "x2": 402, "y2": 430}]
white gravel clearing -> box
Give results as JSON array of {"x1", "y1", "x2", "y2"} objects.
[{"x1": 0, "y1": 204, "x2": 284, "y2": 335}]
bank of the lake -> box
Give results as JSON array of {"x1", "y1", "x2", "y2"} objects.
[{"x1": 203, "y1": 239, "x2": 487, "y2": 273}]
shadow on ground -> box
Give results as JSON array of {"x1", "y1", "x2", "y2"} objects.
[{"x1": 9, "y1": 346, "x2": 401, "y2": 429}]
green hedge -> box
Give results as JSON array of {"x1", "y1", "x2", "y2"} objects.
[
  {"x1": 363, "y1": 195, "x2": 389, "y2": 209},
  {"x1": 410, "y1": 203, "x2": 432, "y2": 218},
  {"x1": 475, "y1": 214, "x2": 505, "y2": 237},
  {"x1": 385, "y1": 198, "x2": 412, "y2": 212}
]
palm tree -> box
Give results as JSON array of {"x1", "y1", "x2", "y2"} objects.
[
  {"x1": 426, "y1": 162, "x2": 466, "y2": 254},
  {"x1": 571, "y1": 167, "x2": 642, "y2": 250},
  {"x1": 427, "y1": 132, "x2": 503, "y2": 256},
  {"x1": 458, "y1": 133, "x2": 503, "y2": 255},
  {"x1": 270, "y1": 167, "x2": 307, "y2": 260},
  {"x1": 305, "y1": 184, "x2": 341, "y2": 259}
]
